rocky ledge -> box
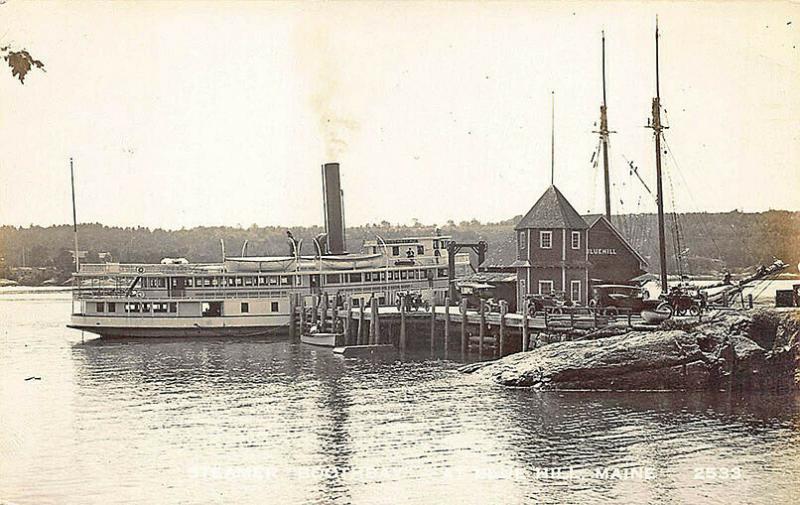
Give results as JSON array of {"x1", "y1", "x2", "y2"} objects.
[{"x1": 463, "y1": 309, "x2": 800, "y2": 392}]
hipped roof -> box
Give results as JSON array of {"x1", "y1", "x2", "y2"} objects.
[{"x1": 515, "y1": 185, "x2": 588, "y2": 231}]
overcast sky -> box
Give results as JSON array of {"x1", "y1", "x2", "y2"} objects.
[{"x1": 0, "y1": 1, "x2": 797, "y2": 230}]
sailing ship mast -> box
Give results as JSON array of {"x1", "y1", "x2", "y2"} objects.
[
  {"x1": 648, "y1": 20, "x2": 669, "y2": 293},
  {"x1": 600, "y1": 31, "x2": 612, "y2": 221},
  {"x1": 70, "y1": 157, "x2": 80, "y2": 273}
]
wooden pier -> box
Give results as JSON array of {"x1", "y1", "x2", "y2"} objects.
[{"x1": 289, "y1": 294, "x2": 654, "y2": 359}]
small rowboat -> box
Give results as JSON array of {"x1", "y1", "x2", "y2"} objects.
[
  {"x1": 300, "y1": 332, "x2": 345, "y2": 347},
  {"x1": 640, "y1": 302, "x2": 672, "y2": 324}
]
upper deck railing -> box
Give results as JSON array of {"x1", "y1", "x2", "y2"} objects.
[{"x1": 77, "y1": 263, "x2": 224, "y2": 276}]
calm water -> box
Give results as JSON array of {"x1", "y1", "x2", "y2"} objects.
[{"x1": 1, "y1": 291, "x2": 799, "y2": 505}]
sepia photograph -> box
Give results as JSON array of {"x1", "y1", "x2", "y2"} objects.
[{"x1": 1, "y1": 1, "x2": 799, "y2": 504}]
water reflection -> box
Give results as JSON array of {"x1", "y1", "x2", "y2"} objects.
[{"x1": 2, "y1": 293, "x2": 799, "y2": 505}]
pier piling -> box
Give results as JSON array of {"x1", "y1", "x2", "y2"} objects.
[
  {"x1": 357, "y1": 303, "x2": 365, "y2": 345},
  {"x1": 289, "y1": 296, "x2": 296, "y2": 339},
  {"x1": 400, "y1": 296, "x2": 407, "y2": 352},
  {"x1": 460, "y1": 299, "x2": 467, "y2": 357},
  {"x1": 429, "y1": 300, "x2": 436, "y2": 355},
  {"x1": 478, "y1": 299, "x2": 486, "y2": 358},
  {"x1": 522, "y1": 300, "x2": 529, "y2": 351},
  {"x1": 370, "y1": 297, "x2": 379, "y2": 344},
  {"x1": 344, "y1": 299, "x2": 351, "y2": 344},
  {"x1": 499, "y1": 300, "x2": 507, "y2": 357},
  {"x1": 444, "y1": 297, "x2": 450, "y2": 359}
]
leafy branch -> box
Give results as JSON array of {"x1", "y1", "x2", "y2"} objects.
[{"x1": 0, "y1": 46, "x2": 44, "y2": 84}]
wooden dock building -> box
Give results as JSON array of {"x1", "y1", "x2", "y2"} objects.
[{"x1": 512, "y1": 185, "x2": 590, "y2": 306}]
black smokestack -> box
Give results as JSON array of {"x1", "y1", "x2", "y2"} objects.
[{"x1": 321, "y1": 162, "x2": 346, "y2": 255}]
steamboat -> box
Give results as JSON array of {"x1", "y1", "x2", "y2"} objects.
[{"x1": 68, "y1": 163, "x2": 472, "y2": 338}]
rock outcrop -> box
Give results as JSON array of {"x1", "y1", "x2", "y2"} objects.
[{"x1": 465, "y1": 309, "x2": 800, "y2": 392}]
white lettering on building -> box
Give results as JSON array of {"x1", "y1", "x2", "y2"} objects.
[{"x1": 588, "y1": 248, "x2": 617, "y2": 255}]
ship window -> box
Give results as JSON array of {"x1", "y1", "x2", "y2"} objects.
[
  {"x1": 438, "y1": 268, "x2": 448, "y2": 278},
  {"x1": 392, "y1": 246, "x2": 400, "y2": 256},
  {"x1": 280, "y1": 276, "x2": 290, "y2": 286},
  {"x1": 433, "y1": 240, "x2": 439, "y2": 250},
  {"x1": 235, "y1": 277, "x2": 243, "y2": 286},
  {"x1": 271, "y1": 301, "x2": 279, "y2": 312},
  {"x1": 125, "y1": 303, "x2": 140, "y2": 312},
  {"x1": 142, "y1": 303, "x2": 152, "y2": 313},
  {"x1": 296, "y1": 276, "x2": 302, "y2": 286},
  {"x1": 169, "y1": 302, "x2": 177, "y2": 313},
  {"x1": 326, "y1": 274, "x2": 340, "y2": 284},
  {"x1": 108, "y1": 303, "x2": 115, "y2": 313},
  {"x1": 417, "y1": 245, "x2": 424, "y2": 255},
  {"x1": 365, "y1": 272, "x2": 372, "y2": 281},
  {"x1": 571, "y1": 231, "x2": 581, "y2": 250},
  {"x1": 154, "y1": 303, "x2": 168, "y2": 313},
  {"x1": 96, "y1": 302, "x2": 104, "y2": 312},
  {"x1": 241, "y1": 302, "x2": 249, "y2": 313},
  {"x1": 352, "y1": 298, "x2": 360, "y2": 307},
  {"x1": 400, "y1": 270, "x2": 407, "y2": 280},
  {"x1": 244, "y1": 277, "x2": 253, "y2": 286},
  {"x1": 225, "y1": 277, "x2": 234, "y2": 287},
  {"x1": 540, "y1": 231, "x2": 552, "y2": 249},
  {"x1": 202, "y1": 302, "x2": 222, "y2": 317},
  {"x1": 212, "y1": 277, "x2": 220, "y2": 287},
  {"x1": 349, "y1": 273, "x2": 362, "y2": 283},
  {"x1": 259, "y1": 276, "x2": 267, "y2": 286},
  {"x1": 186, "y1": 278, "x2": 194, "y2": 287},
  {"x1": 380, "y1": 272, "x2": 386, "y2": 281}
]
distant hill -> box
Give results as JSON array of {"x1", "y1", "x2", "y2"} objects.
[{"x1": 1, "y1": 210, "x2": 798, "y2": 283}]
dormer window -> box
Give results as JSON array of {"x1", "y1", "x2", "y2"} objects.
[
  {"x1": 539, "y1": 231, "x2": 552, "y2": 249},
  {"x1": 571, "y1": 231, "x2": 581, "y2": 249}
]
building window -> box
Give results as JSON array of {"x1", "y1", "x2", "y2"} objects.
[
  {"x1": 570, "y1": 280, "x2": 581, "y2": 303},
  {"x1": 539, "y1": 280, "x2": 554, "y2": 295},
  {"x1": 271, "y1": 301, "x2": 279, "y2": 312},
  {"x1": 571, "y1": 231, "x2": 581, "y2": 250},
  {"x1": 519, "y1": 231, "x2": 526, "y2": 251},
  {"x1": 241, "y1": 302, "x2": 249, "y2": 313},
  {"x1": 540, "y1": 231, "x2": 552, "y2": 249}
]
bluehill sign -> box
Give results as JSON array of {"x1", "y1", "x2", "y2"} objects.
[{"x1": 588, "y1": 248, "x2": 618, "y2": 255}]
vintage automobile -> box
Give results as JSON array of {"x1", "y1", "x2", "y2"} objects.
[
  {"x1": 588, "y1": 284, "x2": 655, "y2": 316},
  {"x1": 524, "y1": 291, "x2": 574, "y2": 315},
  {"x1": 395, "y1": 290, "x2": 429, "y2": 312}
]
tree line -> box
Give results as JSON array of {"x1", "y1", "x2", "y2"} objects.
[{"x1": 1, "y1": 210, "x2": 797, "y2": 284}]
